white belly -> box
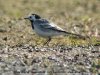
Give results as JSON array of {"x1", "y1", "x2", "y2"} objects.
[{"x1": 34, "y1": 26, "x2": 62, "y2": 37}]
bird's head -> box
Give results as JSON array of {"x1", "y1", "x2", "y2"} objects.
[{"x1": 24, "y1": 14, "x2": 41, "y2": 21}]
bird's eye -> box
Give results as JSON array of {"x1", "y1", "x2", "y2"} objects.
[{"x1": 30, "y1": 16, "x2": 32, "y2": 18}]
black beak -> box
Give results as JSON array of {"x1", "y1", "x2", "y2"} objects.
[{"x1": 24, "y1": 17, "x2": 29, "y2": 19}]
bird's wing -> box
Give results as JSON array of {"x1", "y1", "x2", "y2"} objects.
[
  {"x1": 36, "y1": 19, "x2": 65, "y2": 31},
  {"x1": 35, "y1": 19, "x2": 86, "y2": 40}
]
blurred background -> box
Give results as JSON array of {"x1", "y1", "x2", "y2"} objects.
[
  {"x1": 0, "y1": 0, "x2": 100, "y2": 46},
  {"x1": 0, "y1": 0, "x2": 100, "y2": 74}
]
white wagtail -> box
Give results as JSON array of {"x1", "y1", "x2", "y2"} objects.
[{"x1": 24, "y1": 14, "x2": 86, "y2": 45}]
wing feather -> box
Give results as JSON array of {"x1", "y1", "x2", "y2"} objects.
[
  {"x1": 34, "y1": 19, "x2": 86, "y2": 39},
  {"x1": 35, "y1": 19, "x2": 65, "y2": 32}
]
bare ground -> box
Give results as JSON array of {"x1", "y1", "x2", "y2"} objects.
[{"x1": 0, "y1": 44, "x2": 99, "y2": 75}]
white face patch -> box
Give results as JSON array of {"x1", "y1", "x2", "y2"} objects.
[
  {"x1": 31, "y1": 15, "x2": 36, "y2": 20},
  {"x1": 27, "y1": 15, "x2": 36, "y2": 21}
]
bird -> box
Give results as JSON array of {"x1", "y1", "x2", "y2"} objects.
[{"x1": 24, "y1": 14, "x2": 86, "y2": 45}]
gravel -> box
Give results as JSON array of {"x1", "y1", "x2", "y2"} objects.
[{"x1": 0, "y1": 44, "x2": 99, "y2": 75}]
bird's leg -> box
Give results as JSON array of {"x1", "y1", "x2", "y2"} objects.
[{"x1": 43, "y1": 37, "x2": 51, "y2": 46}]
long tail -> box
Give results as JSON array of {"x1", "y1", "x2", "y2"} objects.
[{"x1": 60, "y1": 30, "x2": 87, "y2": 40}]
